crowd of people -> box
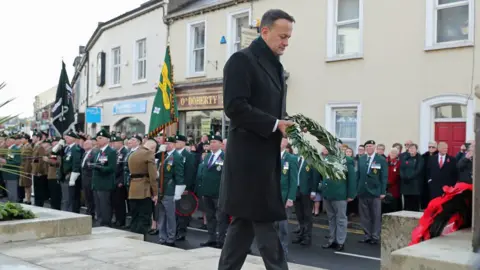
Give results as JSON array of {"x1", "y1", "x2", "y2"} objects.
[{"x1": 0, "y1": 128, "x2": 474, "y2": 261}]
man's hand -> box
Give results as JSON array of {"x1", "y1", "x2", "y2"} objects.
[
  {"x1": 152, "y1": 195, "x2": 158, "y2": 206},
  {"x1": 347, "y1": 198, "x2": 353, "y2": 202},
  {"x1": 310, "y1": 192, "x2": 316, "y2": 200},
  {"x1": 277, "y1": 120, "x2": 295, "y2": 137},
  {"x1": 466, "y1": 151, "x2": 473, "y2": 159},
  {"x1": 118, "y1": 183, "x2": 123, "y2": 188},
  {"x1": 0, "y1": 158, "x2": 6, "y2": 164},
  {"x1": 42, "y1": 156, "x2": 49, "y2": 162},
  {"x1": 182, "y1": 191, "x2": 188, "y2": 195},
  {"x1": 380, "y1": 195, "x2": 386, "y2": 200},
  {"x1": 285, "y1": 199, "x2": 294, "y2": 208}
]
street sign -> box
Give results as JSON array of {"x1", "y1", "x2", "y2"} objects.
[{"x1": 85, "y1": 107, "x2": 102, "y2": 123}]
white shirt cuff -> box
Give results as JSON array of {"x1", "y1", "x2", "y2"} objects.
[
  {"x1": 272, "y1": 119, "x2": 279, "y2": 132},
  {"x1": 310, "y1": 192, "x2": 316, "y2": 197},
  {"x1": 287, "y1": 199, "x2": 293, "y2": 203}
]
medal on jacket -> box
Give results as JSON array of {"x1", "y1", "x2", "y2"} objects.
[
  {"x1": 167, "y1": 164, "x2": 171, "y2": 171},
  {"x1": 305, "y1": 165, "x2": 310, "y2": 172},
  {"x1": 282, "y1": 161, "x2": 289, "y2": 175}
]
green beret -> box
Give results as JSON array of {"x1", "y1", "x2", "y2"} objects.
[
  {"x1": 65, "y1": 130, "x2": 79, "y2": 139},
  {"x1": 96, "y1": 129, "x2": 110, "y2": 139},
  {"x1": 208, "y1": 133, "x2": 222, "y2": 142},
  {"x1": 166, "y1": 136, "x2": 176, "y2": 143},
  {"x1": 364, "y1": 140, "x2": 376, "y2": 146},
  {"x1": 175, "y1": 133, "x2": 187, "y2": 142},
  {"x1": 110, "y1": 136, "x2": 123, "y2": 142},
  {"x1": 32, "y1": 130, "x2": 42, "y2": 138}
]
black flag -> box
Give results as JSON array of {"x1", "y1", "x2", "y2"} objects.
[{"x1": 51, "y1": 61, "x2": 76, "y2": 136}]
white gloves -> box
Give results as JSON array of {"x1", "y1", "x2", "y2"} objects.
[
  {"x1": 174, "y1": 185, "x2": 186, "y2": 201},
  {"x1": 159, "y1": 144, "x2": 167, "y2": 153},
  {"x1": 52, "y1": 139, "x2": 66, "y2": 153},
  {"x1": 69, "y1": 172, "x2": 80, "y2": 186}
]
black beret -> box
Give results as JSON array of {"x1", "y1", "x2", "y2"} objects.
[
  {"x1": 364, "y1": 140, "x2": 376, "y2": 146},
  {"x1": 96, "y1": 129, "x2": 110, "y2": 139},
  {"x1": 65, "y1": 130, "x2": 79, "y2": 139}
]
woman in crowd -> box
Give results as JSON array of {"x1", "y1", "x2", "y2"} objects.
[
  {"x1": 400, "y1": 143, "x2": 424, "y2": 211},
  {"x1": 385, "y1": 147, "x2": 401, "y2": 212}
]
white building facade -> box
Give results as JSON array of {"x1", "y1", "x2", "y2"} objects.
[{"x1": 71, "y1": 0, "x2": 168, "y2": 136}]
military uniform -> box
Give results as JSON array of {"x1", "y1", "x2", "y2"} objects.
[
  {"x1": 3, "y1": 134, "x2": 21, "y2": 202},
  {"x1": 31, "y1": 131, "x2": 48, "y2": 207},
  {"x1": 124, "y1": 135, "x2": 143, "y2": 216},
  {"x1": 128, "y1": 145, "x2": 158, "y2": 236},
  {"x1": 276, "y1": 149, "x2": 298, "y2": 257},
  {"x1": 356, "y1": 140, "x2": 388, "y2": 244},
  {"x1": 45, "y1": 138, "x2": 62, "y2": 210},
  {"x1": 81, "y1": 146, "x2": 98, "y2": 218},
  {"x1": 91, "y1": 129, "x2": 117, "y2": 226},
  {"x1": 175, "y1": 134, "x2": 196, "y2": 241},
  {"x1": 19, "y1": 135, "x2": 33, "y2": 193},
  {"x1": 112, "y1": 136, "x2": 128, "y2": 227},
  {"x1": 157, "y1": 136, "x2": 185, "y2": 246},
  {"x1": 61, "y1": 131, "x2": 83, "y2": 213},
  {"x1": 199, "y1": 134, "x2": 229, "y2": 248}
]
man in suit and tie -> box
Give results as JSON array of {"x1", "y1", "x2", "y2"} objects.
[
  {"x1": 218, "y1": 9, "x2": 295, "y2": 270},
  {"x1": 427, "y1": 142, "x2": 457, "y2": 200},
  {"x1": 111, "y1": 136, "x2": 128, "y2": 227},
  {"x1": 356, "y1": 140, "x2": 387, "y2": 245},
  {"x1": 81, "y1": 139, "x2": 97, "y2": 218}
]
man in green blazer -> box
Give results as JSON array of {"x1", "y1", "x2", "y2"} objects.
[
  {"x1": 320, "y1": 149, "x2": 357, "y2": 251},
  {"x1": 277, "y1": 138, "x2": 298, "y2": 259},
  {"x1": 60, "y1": 130, "x2": 82, "y2": 213},
  {"x1": 157, "y1": 136, "x2": 185, "y2": 246},
  {"x1": 356, "y1": 140, "x2": 388, "y2": 245},
  {"x1": 174, "y1": 133, "x2": 196, "y2": 241},
  {"x1": 91, "y1": 129, "x2": 117, "y2": 227},
  {"x1": 292, "y1": 154, "x2": 318, "y2": 246},
  {"x1": 1, "y1": 134, "x2": 22, "y2": 202},
  {"x1": 198, "y1": 134, "x2": 228, "y2": 248}
]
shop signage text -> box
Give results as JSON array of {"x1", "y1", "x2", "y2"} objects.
[
  {"x1": 86, "y1": 107, "x2": 102, "y2": 123},
  {"x1": 177, "y1": 93, "x2": 223, "y2": 110},
  {"x1": 113, "y1": 100, "x2": 147, "y2": 115}
]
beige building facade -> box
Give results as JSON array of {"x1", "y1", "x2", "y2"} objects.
[{"x1": 169, "y1": 0, "x2": 479, "y2": 154}]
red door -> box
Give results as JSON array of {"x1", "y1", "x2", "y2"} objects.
[{"x1": 434, "y1": 122, "x2": 466, "y2": 156}]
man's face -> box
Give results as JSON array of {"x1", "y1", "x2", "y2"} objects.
[
  {"x1": 96, "y1": 136, "x2": 108, "y2": 147},
  {"x1": 376, "y1": 146, "x2": 385, "y2": 156},
  {"x1": 280, "y1": 138, "x2": 288, "y2": 149},
  {"x1": 131, "y1": 139, "x2": 140, "y2": 148},
  {"x1": 404, "y1": 140, "x2": 412, "y2": 150},
  {"x1": 261, "y1": 19, "x2": 293, "y2": 56},
  {"x1": 166, "y1": 142, "x2": 175, "y2": 152},
  {"x1": 365, "y1": 144, "x2": 375, "y2": 155},
  {"x1": 176, "y1": 141, "x2": 186, "y2": 150},
  {"x1": 113, "y1": 141, "x2": 123, "y2": 150},
  {"x1": 438, "y1": 144, "x2": 448, "y2": 155},
  {"x1": 428, "y1": 143, "x2": 437, "y2": 153},
  {"x1": 32, "y1": 135, "x2": 40, "y2": 143},
  {"x1": 358, "y1": 146, "x2": 365, "y2": 155},
  {"x1": 64, "y1": 136, "x2": 75, "y2": 145},
  {"x1": 461, "y1": 144, "x2": 467, "y2": 151},
  {"x1": 210, "y1": 140, "x2": 221, "y2": 151},
  {"x1": 204, "y1": 144, "x2": 210, "y2": 151},
  {"x1": 83, "y1": 140, "x2": 92, "y2": 151}
]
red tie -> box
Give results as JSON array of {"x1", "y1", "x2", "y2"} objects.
[{"x1": 439, "y1": 156, "x2": 444, "y2": 168}]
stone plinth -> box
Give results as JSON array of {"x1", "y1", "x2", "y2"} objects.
[
  {"x1": 381, "y1": 211, "x2": 423, "y2": 270},
  {"x1": 0, "y1": 204, "x2": 91, "y2": 244},
  {"x1": 390, "y1": 229, "x2": 475, "y2": 270},
  {"x1": 0, "y1": 227, "x2": 326, "y2": 270}
]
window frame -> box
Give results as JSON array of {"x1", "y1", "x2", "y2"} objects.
[
  {"x1": 326, "y1": 0, "x2": 364, "y2": 62},
  {"x1": 325, "y1": 102, "x2": 362, "y2": 150},
  {"x1": 186, "y1": 20, "x2": 207, "y2": 78},
  {"x1": 226, "y1": 8, "x2": 252, "y2": 58},
  {"x1": 133, "y1": 38, "x2": 147, "y2": 83},
  {"x1": 110, "y1": 46, "x2": 121, "y2": 88},
  {"x1": 425, "y1": 0, "x2": 474, "y2": 50}
]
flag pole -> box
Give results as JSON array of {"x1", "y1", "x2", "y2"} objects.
[{"x1": 159, "y1": 128, "x2": 167, "y2": 199}]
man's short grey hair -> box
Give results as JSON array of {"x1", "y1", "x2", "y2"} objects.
[{"x1": 260, "y1": 9, "x2": 295, "y2": 29}]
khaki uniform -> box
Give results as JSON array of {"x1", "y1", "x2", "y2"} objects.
[
  {"x1": 31, "y1": 142, "x2": 48, "y2": 206},
  {"x1": 44, "y1": 147, "x2": 62, "y2": 210},
  {"x1": 128, "y1": 146, "x2": 158, "y2": 235},
  {"x1": 19, "y1": 143, "x2": 33, "y2": 187}
]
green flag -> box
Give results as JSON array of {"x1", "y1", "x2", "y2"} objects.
[{"x1": 148, "y1": 46, "x2": 178, "y2": 137}]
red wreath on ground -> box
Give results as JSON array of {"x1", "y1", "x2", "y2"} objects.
[{"x1": 409, "y1": 182, "x2": 472, "y2": 246}]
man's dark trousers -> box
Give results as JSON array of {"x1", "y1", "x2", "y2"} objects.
[{"x1": 218, "y1": 217, "x2": 288, "y2": 270}]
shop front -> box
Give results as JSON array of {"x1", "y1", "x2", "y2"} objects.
[{"x1": 176, "y1": 82, "x2": 229, "y2": 145}]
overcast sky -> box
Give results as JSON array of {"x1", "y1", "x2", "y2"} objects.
[{"x1": 0, "y1": 0, "x2": 147, "y2": 118}]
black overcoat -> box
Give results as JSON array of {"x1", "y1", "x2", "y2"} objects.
[
  {"x1": 427, "y1": 154, "x2": 457, "y2": 199},
  {"x1": 219, "y1": 37, "x2": 287, "y2": 222}
]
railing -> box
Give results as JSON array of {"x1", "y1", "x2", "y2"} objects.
[{"x1": 473, "y1": 113, "x2": 480, "y2": 251}]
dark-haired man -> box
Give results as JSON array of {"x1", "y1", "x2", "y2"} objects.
[{"x1": 219, "y1": 9, "x2": 295, "y2": 270}]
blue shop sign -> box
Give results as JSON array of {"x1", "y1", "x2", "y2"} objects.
[
  {"x1": 113, "y1": 100, "x2": 147, "y2": 115},
  {"x1": 86, "y1": 107, "x2": 102, "y2": 123}
]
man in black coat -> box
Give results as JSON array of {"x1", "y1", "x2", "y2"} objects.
[
  {"x1": 218, "y1": 9, "x2": 295, "y2": 270},
  {"x1": 427, "y1": 142, "x2": 458, "y2": 200}
]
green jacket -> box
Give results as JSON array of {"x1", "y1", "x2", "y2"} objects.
[
  {"x1": 92, "y1": 146, "x2": 117, "y2": 191},
  {"x1": 280, "y1": 151, "x2": 298, "y2": 203},
  {"x1": 297, "y1": 156, "x2": 317, "y2": 195},
  {"x1": 321, "y1": 156, "x2": 357, "y2": 201},
  {"x1": 179, "y1": 149, "x2": 196, "y2": 191},
  {"x1": 160, "y1": 150, "x2": 184, "y2": 196},
  {"x1": 3, "y1": 145, "x2": 21, "y2": 180},
  {"x1": 399, "y1": 153, "x2": 424, "y2": 195},
  {"x1": 199, "y1": 150, "x2": 225, "y2": 198},
  {"x1": 62, "y1": 144, "x2": 82, "y2": 176},
  {"x1": 357, "y1": 154, "x2": 388, "y2": 197},
  {"x1": 195, "y1": 163, "x2": 205, "y2": 196}
]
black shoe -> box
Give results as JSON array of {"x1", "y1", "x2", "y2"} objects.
[
  {"x1": 163, "y1": 242, "x2": 175, "y2": 247},
  {"x1": 216, "y1": 242, "x2": 224, "y2": 249},
  {"x1": 324, "y1": 235, "x2": 330, "y2": 239},
  {"x1": 292, "y1": 228, "x2": 301, "y2": 234},
  {"x1": 148, "y1": 229, "x2": 159, "y2": 235},
  {"x1": 176, "y1": 235, "x2": 186, "y2": 241},
  {"x1": 358, "y1": 239, "x2": 371, "y2": 244},
  {"x1": 292, "y1": 236, "x2": 303, "y2": 244},
  {"x1": 322, "y1": 242, "x2": 337, "y2": 249},
  {"x1": 369, "y1": 240, "x2": 379, "y2": 245},
  {"x1": 335, "y1": 244, "x2": 344, "y2": 251},
  {"x1": 200, "y1": 241, "x2": 217, "y2": 247},
  {"x1": 300, "y1": 238, "x2": 311, "y2": 246},
  {"x1": 199, "y1": 224, "x2": 207, "y2": 230}
]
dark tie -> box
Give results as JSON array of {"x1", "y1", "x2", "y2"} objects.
[
  {"x1": 298, "y1": 157, "x2": 302, "y2": 167},
  {"x1": 207, "y1": 154, "x2": 215, "y2": 168},
  {"x1": 366, "y1": 156, "x2": 371, "y2": 173}
]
